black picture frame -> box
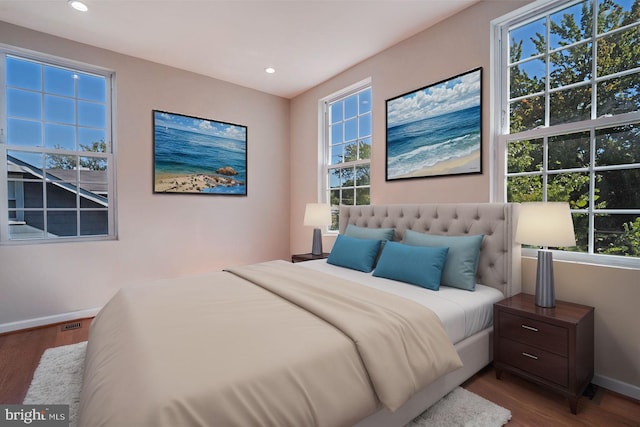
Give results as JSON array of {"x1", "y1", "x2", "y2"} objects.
[
  {"x1": 385, "y1": 67, "x2": 482, "y2": 181},
  {"x1": 152, "y1": 110, "x2": 247, "y2": 195}
]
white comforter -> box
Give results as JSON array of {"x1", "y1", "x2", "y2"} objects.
[{"x1": 77, "y1": 261, "x2": 463, "y2": 427}]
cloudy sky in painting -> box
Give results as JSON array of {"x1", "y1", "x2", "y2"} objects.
[
  {"x1": 155, "y1": 111, "x2": 246, "y2": 141},
  {"x1": 387, "y1": 69, "x2": 481, "y2": 127}
]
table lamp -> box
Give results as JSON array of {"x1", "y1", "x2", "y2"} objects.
[
  {"x1": 515, "y1": 202, "x2": 576, "y2": 308},
  {"x1": 304, "y1": 203, "x2": 331, "y2": 255}
]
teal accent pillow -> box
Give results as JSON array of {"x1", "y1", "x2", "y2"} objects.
[
  {"x1": 327, "y1": 234, "x2": 382, "y2": 272},
  {"x1": 373, "y1": 242, "x2": 448, "y2": 290},
  {"x1": 344, "y1": 224, "x2": 394, "y2": 242},
  {"x1": 403, "y1": 230, "x2": 484, "y2": 291}
]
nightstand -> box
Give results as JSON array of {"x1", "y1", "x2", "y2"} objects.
[
  {"x1": 291, "y1": 252, "x2": 330, "y2": 263},
  {"x1": 493, "y1": 293, "x2": 594, "y2": 414}
]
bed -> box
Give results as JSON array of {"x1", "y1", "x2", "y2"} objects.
[{"x1": 77, "y1": 203, "x2": 521, "y2": 427}]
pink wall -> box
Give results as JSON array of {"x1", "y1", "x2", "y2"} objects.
[{"x1": 0, "y1": 21, "x2": 291, "y2": 329}]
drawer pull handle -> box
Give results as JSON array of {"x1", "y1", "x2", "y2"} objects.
[
  {"x1": 522, "y1": 352, "x2": 539, "y2": 360},
  {"x1": 521, "y1": 324, "x2": 538, "y2": 332}
]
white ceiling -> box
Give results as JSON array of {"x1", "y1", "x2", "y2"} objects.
[{"x1": 0, "y1": 0, "x2": 479, "y2": 99}]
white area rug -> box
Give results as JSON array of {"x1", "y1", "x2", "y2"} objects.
[
  {"x1": 24, "y1": 342, "x2": 511, "y2": 427},
  {"x1": 23, "y1": 341, "x2": 87, "y2": 427},
  {"x1": 407, "y1": 387, "x2": 512, "y2": 427}
]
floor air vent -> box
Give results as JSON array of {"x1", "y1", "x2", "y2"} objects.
[{"x1": 61, "y1": 321, "x2": 82, "y2": 331}]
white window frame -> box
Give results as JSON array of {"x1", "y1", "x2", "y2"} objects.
[
  {"x1": 491, "y1": 0, "x2": 640, "y2": 269},
  {"x1": 318, "y1": 77, "x2": 372, "y2": 233},
  {"x1": 0, "y1": 44, "x2": 117, "y2": 244}
]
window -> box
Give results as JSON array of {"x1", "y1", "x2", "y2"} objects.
[
  {"x1": 0, "y1": 49, "x2": 115, "y2": 242},
  {"x1": 494, "y1": 0, "x2": 640, "y2": 265},
  {"x1": 321, "y1": 80, "x2": 372, "y2": 231}
]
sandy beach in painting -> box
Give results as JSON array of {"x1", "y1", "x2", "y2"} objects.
[
  {"x1": 155, "y1": 172, "x2": 244, "y2": 193},
  {"x1": 395, "y1": 150, "x2": 480, "y2": 179}
]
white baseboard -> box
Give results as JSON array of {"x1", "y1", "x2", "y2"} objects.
[
  {"x1": 593, "y1": 374, "x2": 640, "y2": 401},
  {"x1": 0, "y1": 307, "x2": 102, "y2": 334}
]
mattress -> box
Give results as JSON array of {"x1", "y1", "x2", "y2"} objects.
[
  {"x1": 296, "y1": 259, "x2": 505, "y2": 344},
  {"x1": 78, "y1": 261, "x2": 463, "y2": 427}
]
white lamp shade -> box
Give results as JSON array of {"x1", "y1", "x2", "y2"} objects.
[
  {"x1": 303, "y1": 203, "x2": 331, "y2": 227},
  {"x1": 516, "y1": 202, "x2": 576, "y2": 247}
]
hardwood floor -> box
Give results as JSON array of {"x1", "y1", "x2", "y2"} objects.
[
  {"x1": 0, "y1": 318, "x2": 91, "y2": 404},
  {"x1": 1, "y1": 318, "x2": 639, "y2": 426},
  {"x1": 464, "y1": 367, "x2": 640, "y2": 426}
]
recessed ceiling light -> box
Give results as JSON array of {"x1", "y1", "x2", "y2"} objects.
[
  {"x1": 68, "y1": 0, "x2": 88, "y2": 12},
  {"x1": 265, "y1": 67, "x2": 276, "y2": 74}
]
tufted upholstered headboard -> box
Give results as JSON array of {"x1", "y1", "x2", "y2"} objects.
[{"x1": 339, "y1": 203, "x2": 521, "y2": 297}]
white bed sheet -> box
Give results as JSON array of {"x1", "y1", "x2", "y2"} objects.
[{"x1": 295, "y1": 259, "x2": 504, "y2": 344}]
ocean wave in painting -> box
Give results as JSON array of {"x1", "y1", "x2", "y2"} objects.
[{"x1": 387, "y1": 105, "x2": 480, "y2": 178}]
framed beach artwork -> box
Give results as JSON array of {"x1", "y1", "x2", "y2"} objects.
[
  {"x1": 153, "y1": 110, "x2": 247, "y2": 195},
  {"x1": 385, "y1": 67, "x2": 482, "y2": 181}
]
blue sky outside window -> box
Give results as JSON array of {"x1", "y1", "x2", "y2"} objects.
[
  {"x1": 78, "y1": 101, "x2": 106, "y2": 128},
  {"x1": 7, "y1": 89, "x2": 41, "y2": 120},
  {"x1": 78, "y1": 74, "x2": 106, "y2": 101},
  {"x1": 45, "y1": 95, "x2": 75, "y2": 124},
  {"x1": 8, "y1": 119, "x2": 41, "y2": 147},
  {"x1": 44, "y1": 66, "x2": 75, "y2": 96},
  {"x1": 359, "y1": 90, "x2": 371, "y2": 113},
  {"x1": 331, "y1": 101, "x2": 342, "y2": 124},
  {"x1": 6, "y1": 56, "x2": 41, "y2": 90},
  {"x1": 344, "y1": 117, "x2": 357, "y2": 141},
  {"x1": 45, "y1": 124, "x2": 76, "y2": 150},
  {"x1": 344, "y1": 95, "x2": 357, "y2": 119}
]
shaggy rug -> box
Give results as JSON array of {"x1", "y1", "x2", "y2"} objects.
[
  {"x1": 405, "y1": 387, "x2": 512, "y2": 427},
  {"x1": 23, "y1": 341, "x2": 87, "y2": 427},
  {"x1": 24, "y1": 342, "x2": 511, "y2": 427}
]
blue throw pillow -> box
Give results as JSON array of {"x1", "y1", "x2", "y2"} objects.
[
  {"x1": 373, "y1": 242, "x2": 448, "y2": 290},
  {"x1": 344, "y1": 224, "x2": 394, "y2": 242},
  {"x1": 327, "y1": 234, "x2": 382, "y2": 272},
  {"x1": 403, "y1": 230, "x2": 483, "y2": 291}
]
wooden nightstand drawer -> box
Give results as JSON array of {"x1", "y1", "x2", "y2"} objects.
[
  {"x1": 497, "y1": 337, "x2": 568, "y2": 387},
  {"x1": 499, "y1": 311, "x2": 568, "y2": 356},
  {"x1": 494, "y1": 294, "x2": 594, "y2": 414}
]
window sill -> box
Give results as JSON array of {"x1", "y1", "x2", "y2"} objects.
[{"x1": 522, "y1": 247, "x2": 640, "y2": 271}]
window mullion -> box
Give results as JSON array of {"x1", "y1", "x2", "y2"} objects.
[
  {"x1": 542, "y1": 135, "x2": 549, "y2": 201},
  {"x1": 76, "y1": 154, "x2": 81, "y2": 238},
  {"x1": 591, "y1": 0, "x2": 598, "y2": 121},
  {"x1": 42, "y1": 174, "x2": 48, "y2": 239},
  {"x1": 0, "y1": 148, "x2": 7, "y2": 241},
  {"x1": 500, "y1": 25, "x2": 509, "y2": 135},
  {"x1": 0, "y1": 52, "x2": 8, "y2": 241},
  {"x1": 588, "y1": 128, "x2": 596, "y2": 254},
  {"x1": 544, "y1": 14, "x2": 551, "y2": 128}
]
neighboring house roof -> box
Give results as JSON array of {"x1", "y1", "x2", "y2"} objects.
[
  {"x1": 44, "y1": 169, "x2": 108, "y2": 195},
  {"x1": 7, "y1": 155, "x2": 108, "y2": 207}
]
